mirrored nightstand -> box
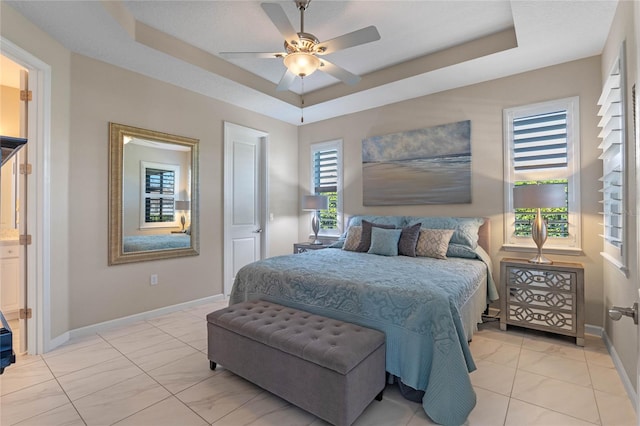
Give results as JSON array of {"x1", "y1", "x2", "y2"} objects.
[{"x1": 293, "y1": 242, "x2": 330, "y2": 254}]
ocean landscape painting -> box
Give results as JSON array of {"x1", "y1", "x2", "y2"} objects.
[{"x1": 362, "y1": 120, "x2": 471, "y2": 205}]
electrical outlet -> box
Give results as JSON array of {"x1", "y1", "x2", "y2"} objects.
[{"x1": 150, "y1": 274, "x2": 158, "y2": 286}]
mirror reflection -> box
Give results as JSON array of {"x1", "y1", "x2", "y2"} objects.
[{"x1": 109, "y1": 123, "x2": 199, "y2": 265}]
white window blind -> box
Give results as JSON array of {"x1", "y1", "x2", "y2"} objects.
[
  {"x1": 311, "y1": 140, "x2": 342, "y2": 235},
  {"x1": 598, "y1": 42, "x2": 628, "y2": 274},
  {"x1": 513, "y1": 111, "x2": 568, "y2": 171}
]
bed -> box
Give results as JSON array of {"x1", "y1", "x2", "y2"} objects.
[
  {"x1": 122, "y1": 234, "x2": 190, "y2": 252},
  {"x1": 229, "y1": 215, "x2": 498, "y2": 426}
]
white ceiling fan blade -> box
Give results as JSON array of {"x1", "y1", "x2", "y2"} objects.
[
  {"x1": 319, "y1": 59, "x2": 361, "y2": 86},
  {"x1": 261, "y1": 3, "x2": 298, "y2": 45},
  {"x1": 276, "y1": 69, "x2": 297, "y2": 91},
  {"x1": 316, "y1": 26, "x2": 381, "y2": 55},
  {"x1": 220, "y1": 52, "x2": 285, "y2": 59}
]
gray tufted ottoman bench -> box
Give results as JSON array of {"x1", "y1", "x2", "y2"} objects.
[{"x1": 207, "y1": 300, "x2": 386, "y2": 426}]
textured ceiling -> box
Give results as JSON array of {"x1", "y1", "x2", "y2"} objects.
[{"x1": 4, "y1": 0, "x2": 619, "y2": 125}]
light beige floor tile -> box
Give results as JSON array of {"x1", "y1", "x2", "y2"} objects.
[
  {"x1": 126, "y1": 337, "x2": 198, "y2": 372},
  {"x1": 0, "y1": 358, "x2": 54, "y2": 395},
  {"x1": 113, "y1": 396, "x2": 208, "y2": 426},
  {"x1": 98, "y1": 320, "x2": 155, "y2": 341},
  {"x1": 176, "y1": 370, "x2": 263, "y2": 424},
  {"x1": 147, "y1": 351, "x2": 217, "y2": 394},
  {"x1": 107, "y1": 326, "x2": 175, "y2": 354},
  {"x1": 184, "y1": 301, "x2": 228, "y2": 319},
  {"x1": 354, "y1": 388, "x2": 419, "y2": 426},
  {"x1": 13, "y1": 402, "x2": 85, "y2": 426},
  {"x1": 518, "y1": 348, "x2": 591, "y2": 387},
  {"x1": 212, "y1": 391, "x2": 318, "y2": 426},
  {"x1": 42, "y1": 334, "x2": 105, "y2": 359},
  {"x1": 155, "y1": 316, "x2": 204, "y2": 338},
  {"x1": 588, "y1": 363, "x2": 628, "y2": 396},
  {"x1": 43, "y1": 340, "x2": 122, "y2": 377},
  {"x1": 466, "y1": 387, "x2": 509, "y2": 426},
  {"x1": 0, "y1": 379, "x2": 70, "y2": 425},
  {"x1": 14, "y1": 353, "x2": 42, "y2": 367},
  {"x1": 505, "y1": 399, "x2": 597, "y2": 425},
  {"x1": 56, "y1": 355, "x2": 143, "y2": 401},
  {"x1": 178, "y1": 328, "x2": 208, "y2": 351},
  {"x1": 585, "y1": 349, "x2": 616, "y2": 369},
  {"x1": 474, "y1": 326, "x2": 525, "y2": 346},
  {"x1": 147, "y1": 311, "x2": 200, "y2": 328},
  {"x1": 594, "y1": 389, "x2": 637, "y2": 426},
  {"x1": 73, "y1": 374, "x2": 170, "y2": 425},
  {"x1": 522, "y1": 335, "x2": 586, "y2": 362},
  {"x1": 511, "y1": 370, "x2": 599, "y2": 424},
  {"x1": 583, "y1": 334, "x2": 607, "y2": 350},
  {"x1": 469, "y1": 335, "x2": 521, "y2": 368},
  {"x1": 470, "y1": 359, "x2": 516, "y2": 396}
]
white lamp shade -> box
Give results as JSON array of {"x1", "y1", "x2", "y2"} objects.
[
  {"x1": 175, "y1": 200, "x2": 190, "y2": 211},
  {"x1": 302, "y1": 195, "x2": 328, "y2": 211},
  {"x1": 513, "y1": 184, "x2": 566, "y2": 209}
]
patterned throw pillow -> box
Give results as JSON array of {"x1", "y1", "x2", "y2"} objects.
[
  {"x1": 368, "y1": 227, "x2": 402, "y2": 256},
  {"x1": 416, "y1": 229, "x2": 455, "y2": 259},
  {"x1": 355, "y1": 220, "x2": 396, "y2": 252},
  {"x1": 342, "y1": 226, "x2": 363, "y2": 251},
  {"x1": 398, "y1": 222, "x2": 422, "y2": 257}
]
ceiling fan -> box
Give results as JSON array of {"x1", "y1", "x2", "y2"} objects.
[{"x1": 220, "y1": 0, "x2": 381, "y2": 91}]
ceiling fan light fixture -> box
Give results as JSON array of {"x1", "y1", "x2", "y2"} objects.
[{"x1": 284, "y1": 52, "x2": 320, "y2": 77}]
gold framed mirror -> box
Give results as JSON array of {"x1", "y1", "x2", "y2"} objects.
[{"x1": 109, "y1": 122, "x2": 199, "y2": 265}]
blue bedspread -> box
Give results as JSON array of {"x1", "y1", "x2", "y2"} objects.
[{"x1": 230, "y1": 248, "x2": 495, "y2": 425}]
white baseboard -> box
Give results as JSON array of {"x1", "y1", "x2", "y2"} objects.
[
  {"x1": 48, "y1": 294, "x2": 226, "y2": 352},
  {"x1": 590, "y1": 323, "x2": 638, "y2": 412}
]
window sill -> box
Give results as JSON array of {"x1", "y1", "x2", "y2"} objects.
[
  {"x1": 502, "y1": 244, "x2": 583, "y2": 256},
  {"x1": 600, "y1": 252, "x2": 629, "y2": 277}
]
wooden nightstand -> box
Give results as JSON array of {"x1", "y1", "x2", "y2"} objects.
[
  {"x1": 500, "y1": 258, "x2": 585, "y2": 346},
  {"x1": 293, "y1": 242, "x2": 330, "y2": 254}
]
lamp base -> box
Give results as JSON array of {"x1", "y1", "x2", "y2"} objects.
[
  {"x1": 311, "y1": 239, "x2": 323, "y2": 245},
  {"x1": 528, "y1": 253, "x2": 553, "y2": 264}
]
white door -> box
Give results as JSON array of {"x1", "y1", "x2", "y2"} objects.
[{"x1": 223, "y1": 122, "x2": 267, "y2": 296}]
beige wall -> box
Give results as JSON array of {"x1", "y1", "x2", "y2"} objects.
[
  {"x1": 298, "y1": 56, "x2": 604, "y2": 329},
  {"x1": 68, "y1": 54, "x2": 299, "y2": 329},
  {"x1": 600, "y1": 0, "x2": 640, "y2": 390},
  {"x1": 1, "y1": 85, "x2": 20, "y2": 229},
  {"x1": 2, "y1": 2, "x2": 72, "y2": 339}
]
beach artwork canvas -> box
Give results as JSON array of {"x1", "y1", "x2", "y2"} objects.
[{"x1": 362, "y1": 120, "x2": 471, "y2": 205}]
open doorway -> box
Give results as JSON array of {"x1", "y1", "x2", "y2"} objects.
[{"x1": 0, "y1": 54, "x2": 28, "y2": 354}]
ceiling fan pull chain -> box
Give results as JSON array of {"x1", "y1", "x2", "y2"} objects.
[{"x1": 301, "y1": 77, "x2": 305, "y2": 123}]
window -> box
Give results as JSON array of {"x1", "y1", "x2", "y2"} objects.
[
  {"x1": 598, "y1": 43, "x2": 628, "y2": 274},
  {"x1": 310, "y1": 140, "x2": 343, "y2": 236},
  {"x1": 503, "y1": 97, "x2": 581, "y2": 251},
  {"x1": 140, "y1": 161, "x2": 180, "y2": 228}
]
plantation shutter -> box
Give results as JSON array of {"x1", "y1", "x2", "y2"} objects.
[
  {"x1": 313, "y1": 148, "x2": 338, "y2": 193},
  {"x1": 513, "y1": 110, "x2": 568, "y2": 172},
  {"x1": 145, "y1": 168, "x2": 175, "y2": 223}
]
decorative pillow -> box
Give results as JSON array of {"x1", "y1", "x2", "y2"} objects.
[
  {"x1": 398, "y1": 222, "x2": 422, "y2": 257},
  {"x1": 416, "y1": 229, "x2": 455, "y2": 259},
  {"x1": 355, "y1": 220, "x2": 396, "y2": 252},
  {"x1": 405, "y1": 217, "x2": 484, "y2": 249},
  {"x1": 368, "y1": 227, "x2": 402, "y2": 256},
  {"x1": 342, "y1": 226, "x2": 363, "y2": 251},
  {"x1": 447, "y1": 243, "x2": 478, "y2": 259}
]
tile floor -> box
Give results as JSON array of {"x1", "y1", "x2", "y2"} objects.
[{"x1": 0, "y1": 299, "x2": 637, "y2": 426}]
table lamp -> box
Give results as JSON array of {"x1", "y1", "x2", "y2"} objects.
[
  {"x1": 302, "y1": 195, "x2": 328, "y2": 245},
  {"x1": 175, "y1": 200, "x2": 190, "y2": 232},
  {"x1": 513, "y1": 183, "x2": 566, "y2": 264}
]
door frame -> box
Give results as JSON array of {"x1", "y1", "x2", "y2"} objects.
[
  {"x1": 2, "y1": 38, "x2": 52, "y2": 354},
  {"x1": 222, "y1": 121, "x2": 268, "y2": 296}
]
